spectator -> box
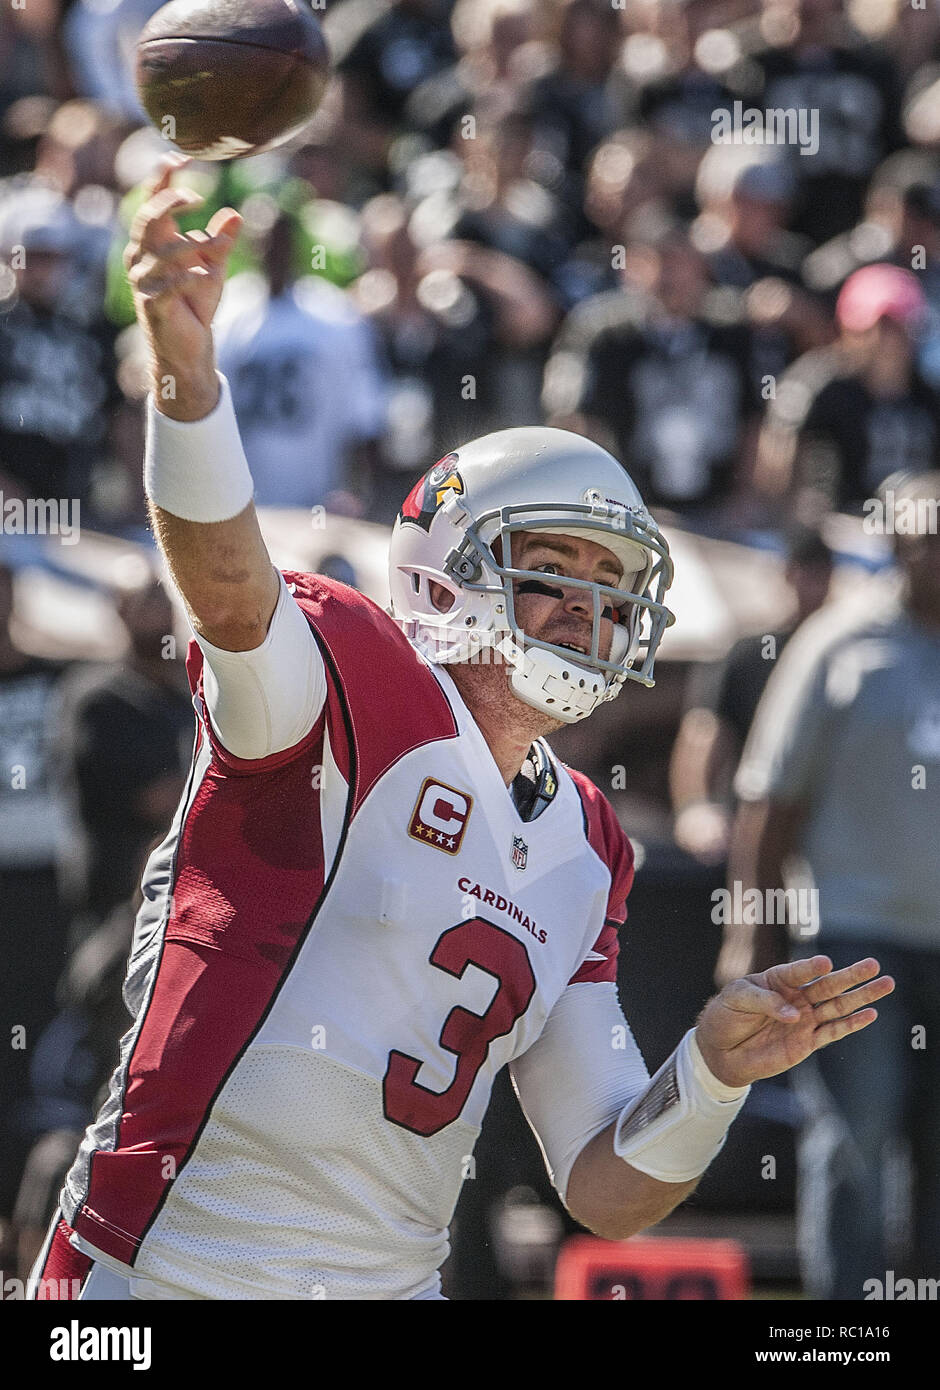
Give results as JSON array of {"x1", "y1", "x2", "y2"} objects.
[
  {"x1": 54, "y1": 566, "x2": 193, "y2": 935},
  {"x1": 356, "y1": 192, "x2": 554, "y2": 514},
  {"x1": 27, "y1": 97, "x2": 129, "y2": 202},
  {"x1": 0, "y1": 558, "x2": 70, "y2": 1252},
  {"x1": 744, "y1": 0, "x2": 905, "y2": 246},
  {"x1": 670, "y1": 525, "x2": 834, "y2": 867},
  {"x1": 723, "y1": 470, "x2": 940, "y2": 1298},
  {"x1": 11, "y1": 899, "x2": 135, "y2": 1281},
  {"x1": 214, "y1": 209, "x2": 388, "y2": 512},
  {"x1": 626, "y1": 0, "x2": 742, "y2": 207},
  {"x1": 0, "y1": 99, "x2": 128, "y2": 326},
  {"x1": 569, "y1": 129, "x2": 671, "y2": 305},
  {"x1": 527, "y1": 0, "x2": 634, "y2": 218},
  {"x1": 693, "y1": 148, "x2": 832, "y2": 366},
  {"x1": 542, "y1": 221, "x2": 760, "y2": 520},
  {"x1": 803, "y1": 170, "x2": 940, "y2": 389},
  {"x1": 404, "y1": 0, "x2": 542, "y2": 151},
  {"x1": 802, "y1": 159, "x2": 939, "y2": 298},
  {"x1": 695, "y1": 150, "x2": 805, "y2": 287},
  {"x1": 330, "y1": 0, "x2": 458, "y2": 182},
  {"x1": 63, "y1": 0, "x2": 165, "y2": 122},
  {"x1": 0, "y1": 183, "x2": 119, "y2": 507},
  {"x1": 0, "y1": 0, "x2": 66, "y2": 123},
  {"x1": 356, "y1": 192, "x2": 492, "y2": 510},
  {"x1": 448, "y1": 102, "x2": 575, "y2": 303},
  {"x1": 757, "y1": 263, "x2": 940, "y2": 517},
  {"x1": 872, "y1": 0, "x2": 940, "y2": 87}
]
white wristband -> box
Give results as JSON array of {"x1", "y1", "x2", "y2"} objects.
[
  {"x1": 688, "y1": 1029, "x2": 751, "y2": 1102},
  {"x1": 144, "y1": 371, "x2": 255, "y2": 522},
  {"x1": 612, "y1": 1029, "x2": 750, "y2": 1183}
]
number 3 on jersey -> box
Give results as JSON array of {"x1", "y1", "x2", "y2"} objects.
[{"x1": 382, "y1": 918, "x2": 536, "y2": 1136}]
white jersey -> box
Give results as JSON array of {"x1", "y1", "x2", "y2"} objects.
[
  {"x1": 59, "y1": 574, "x2": 635, "y2": 1299},
  {"x1": 214, "y1": 274, "x2": 387, "y2": 507}
]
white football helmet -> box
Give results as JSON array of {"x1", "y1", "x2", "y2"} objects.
[{"x1": 387, "y1": 426, "x2": 675, "y2": 723}]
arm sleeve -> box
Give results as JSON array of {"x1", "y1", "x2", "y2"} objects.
[
  {"x1": 510, "y1": 981, "x2": 650, "y2": 1205},
  {"x1": 194, "y1": 571, "x2": 327, "y2": 761}
]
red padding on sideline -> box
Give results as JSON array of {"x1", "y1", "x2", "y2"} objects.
[{"x1": 555, "y1": 1235, "x2": 750, "y2": 1300}]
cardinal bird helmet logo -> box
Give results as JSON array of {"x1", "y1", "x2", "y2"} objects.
[{"x1": 398, "y1": 453, "x2": 464, "y2": 532}]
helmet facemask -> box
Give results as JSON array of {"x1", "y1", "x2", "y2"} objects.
[
  {"x1": 423, "y1": 498, "x2": 674, "y2": 721},
  {"x1": 388, "y1": 428, "x2": 676, "y2": 723}
]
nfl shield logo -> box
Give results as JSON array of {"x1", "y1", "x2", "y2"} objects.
[{"x1": 511, "y1": 835, "x2": 528, "y2": 871}]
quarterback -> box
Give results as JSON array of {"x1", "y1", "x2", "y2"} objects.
[{"x1": 32, "y1": 159, "x2": 893, "y2": 1300}]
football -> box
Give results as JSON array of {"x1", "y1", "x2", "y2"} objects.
[{"x1": 136, "y1": 0, "x2": 331, "y2": 161}]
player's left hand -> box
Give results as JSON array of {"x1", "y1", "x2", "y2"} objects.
[{"x1": 694, "y1": 956, "x2": 895, "y2": 1089}]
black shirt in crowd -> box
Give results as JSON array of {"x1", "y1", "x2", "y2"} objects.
[
  {"x1": 545, "y1": 287, "x2": 760, "y2": 509},
  {"x1": 774, "y1": 351, "x2": 940, "y2": 509},
  {"x1": 55, "y1": 663, "x2": 194, "y2": 924}
]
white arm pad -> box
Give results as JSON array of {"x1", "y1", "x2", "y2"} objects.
[
  {"x1": 511, "y1": 987, "x2": 751, "y2": 1203},
  {"x1": 196, "y1": 571, "x2": 327, "y2": 761},
  {"x1": 612, "y1": 1029, "x2": 750, "y2": 1182},
  {"x1": 144, "y1": 372, "x2": 255, "y2": 522},
  {"x1": 510, "y1": 982, "x2": 651, "y2": 1204}
]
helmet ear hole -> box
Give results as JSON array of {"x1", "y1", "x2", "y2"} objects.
[{"x1": 429, "y1": 580, "x2": 456, "y2": 613}]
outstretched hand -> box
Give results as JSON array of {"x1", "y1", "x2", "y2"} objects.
[
  {"x1": 694, "y1": 956, "x2": 895, "y2": 1089},
  {"x1": 125, "y1": 155, "x2": 242, "y2": 385}
]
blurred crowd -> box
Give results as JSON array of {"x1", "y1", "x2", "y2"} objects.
[
  {"x1": 1, "y1": 0, "x2": 939, "y2": 1300},
  {"x1": 2, "y1": 0, "x2": 940, "y2": 532}
]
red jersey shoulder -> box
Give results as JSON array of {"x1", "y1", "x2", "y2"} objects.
[
  {"x1": 563, "y1": 765, "x2": 635, "y2": 986},
  {"x1": 564, "y1": 765, "x2": 635, "y2": 925},
  {"x1": 186, "y1": 572, "x2": 458, "y2": 812}
]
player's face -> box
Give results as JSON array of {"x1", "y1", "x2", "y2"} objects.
[{"x1": 509, "y1": 531, "x2": 628, "y2": 662}]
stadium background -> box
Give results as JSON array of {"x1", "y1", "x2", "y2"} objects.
[{"x1": 0, "y1": 0, "x2": 938, "y2": 1300}]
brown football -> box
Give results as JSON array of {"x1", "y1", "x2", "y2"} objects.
[{"x1": 136, "y1": 0, "x2": 331, "y2": 161}]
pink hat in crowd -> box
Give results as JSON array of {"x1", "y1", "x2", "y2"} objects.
[{"x1": 836, "y1": 263, "x2": 926, "y2": 333}]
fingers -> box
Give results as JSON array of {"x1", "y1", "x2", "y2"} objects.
[
  {"x1": 140, "y1": 152, "x2": 190, "y2": 200},
  {"x1": 127, "y1": 187, "x2": 206, "y2": 261},
  {"x1": 807, "y1": 960, "x2": 895, "y2": 1049},
  {"x1": 201, "y1": 208, "x2": 243, "y2": 263},
  {"x1": 766, "y1": 955, "x2": 832, "y2": 986},
  {"x1": 124, "y1": 189, "x2": 240, "y2": 302},
  {"x1": 128, "y1": 253, "x2": 211, "y2": 302},
  {"x1": 812, "y1": 1006, "x2": 880, "y2": 1050},
  {"x1": 800, "y1": 957, "x2": 882, "y2": 1005},
  {"x1": 128, "y1": 236, "x2": 217, "y2": 283},
  {"x1": 811, "y1": 974, "x2": 894, "y2": 1026},
  {"x1": 206, "y1": 207, "x2": 240, "y2": 237},
  {"x1": 722, "y1": 978, "x2": 800, "y2": 1022}
]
